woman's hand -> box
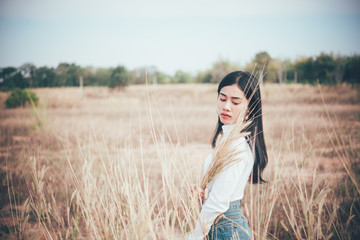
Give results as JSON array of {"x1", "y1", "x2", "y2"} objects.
[{"x1": 190, "y1": 185, "x2": 205, "y2": 202}]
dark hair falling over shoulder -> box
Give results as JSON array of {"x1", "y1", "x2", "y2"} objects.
[{"x1": 211, "y1": 71, "x2": 268, "y2": 184}]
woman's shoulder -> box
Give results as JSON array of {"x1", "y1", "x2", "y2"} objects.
[
  {"x1": 230, "y1": 136, "x2": 250, "y2": 151},
  {"x1": 230, "y1": 136, "x2": 254, "y2": 163}
]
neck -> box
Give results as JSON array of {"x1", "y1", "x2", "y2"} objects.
[{"x1": 222, "y1": 124, "x2": 235, "y2": 135}]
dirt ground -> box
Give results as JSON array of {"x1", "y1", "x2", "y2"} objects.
[{"x1": 0, "y1": 83, "x2": 359, "y2": 239}]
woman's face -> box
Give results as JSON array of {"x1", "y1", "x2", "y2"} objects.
[{"x1": 217, "y1": 84, "x2": 248, "y2": 125}]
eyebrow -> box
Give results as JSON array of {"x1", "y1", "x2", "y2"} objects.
[{"x1": 220, "y1": 92, "x2": 242, "y2": 100}]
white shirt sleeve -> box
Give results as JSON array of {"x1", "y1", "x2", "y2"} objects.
[{"x1": 188, "y1": 143, "x2": 251, "y2": 239}]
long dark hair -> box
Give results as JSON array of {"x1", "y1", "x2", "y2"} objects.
[{"x1": 211, "y1": 71, "x2": 268, "y2": 184}]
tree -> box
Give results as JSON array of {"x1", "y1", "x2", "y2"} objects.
[
  {"x1": 334, "y1": 55, "x2": 346, "y2": 84},
  {"x1": 173, "y1": 70, "x2": 195, "y2": 83},
  {"x1": 210, "y1": 60, "x2": 233, "y2": 83},
  {"x1": 130, "y1": 67, "x2": 170, "y2": 84},
  {"x1": 0, "y1": 67, "x2": 17, "y2": 90},
  {"x1": 80, "y1": 66, "x2": 96, "y2": 86},
  {"x1": 92, "y1": 67, "x2": 112, "y2": 86},
  {"x1": 282, "y1": 59, "x2": 295, "y2": 83},
  {"x1": 19, "y1": 63, "x2": 36, "y2": 88},
  {"x1": 343, "y1": 54, "x2": 360, "y2": 85},
  {"x1": 268, "y1": 59, "x2": 282, "y2": 83},
  {"x1": 252, "y1": 51, "x2": 271, "y2": 82},
  {"x1": 267, "y1": 59, "x2": 295, "y2": 83},
  {"x1": 294, "y1": 57, "x2": 315, "y2": 84},
  {"x1": 55, "y1": 63, "x2": 70, "y2": 86},
  {"x1": 0, "y1": 64, "x2": 35, "y2": 89},
  {"x1": 34, "y1": 67, "x2": 56, "y2": 87},
  {"x1": 66, "y1": 64, "x2": 82, "y2": 86},
  {"x1": 109, "y1": 66, "x2": 130, "y2": 88},
  {"x1": 314, "y1": 53, "x2": 335, "y2": 84},
  {"x1": 55, "y1": 63, "x2": 82, "y2": 87},
  {"x1": 156, "y1": 71, "x2": 171, "y2": 84},
  {"x1": 196, "y1": 70, "x2": 212, "y2": 83},
  {"x1": 130, "y1": 67, "x2": 147, "y2": 84}
]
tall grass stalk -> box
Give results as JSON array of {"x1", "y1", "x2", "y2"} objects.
[
  {"x1": 25, "y1": 89, "x2": 200, "y2": 239},
  {"x1": 318, "y1": 84, "x2": 359, "y2": 238},
  {"x1": 8, "y1": 83, "x2": 357, "y2": 239},
  {"x1": 5, "y1": 158, "x2": 30, "y2": 239},
  {"x1": 200, "y1": 110, "x2": 251, "y2": 190}
]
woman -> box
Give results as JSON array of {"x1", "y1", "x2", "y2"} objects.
[{"x1": 188, "y1": 71, "x2": 268, "y2": 240}]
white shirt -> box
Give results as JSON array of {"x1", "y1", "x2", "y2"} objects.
[{"x1": 188, "y1": 124, "x2": 254, "y2": 240}]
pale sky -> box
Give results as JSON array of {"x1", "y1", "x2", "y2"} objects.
[{"x1": 1, "y1": 0, "x2": 360, "y2": 74}]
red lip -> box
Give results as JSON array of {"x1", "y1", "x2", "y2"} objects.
[{"x1": 220, "y1": 113, "x2": 231, "y2": 119}]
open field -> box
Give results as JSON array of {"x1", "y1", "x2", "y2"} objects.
[{"x1": 0, "y1": 83, "x2": 359, "y2": 239}]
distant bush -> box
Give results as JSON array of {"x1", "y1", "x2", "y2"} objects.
[
  {"x1": 109, "y1": 66, "x2": 130, "y2": 88},
  {"x1": 5, "y1": 89, "x2": 39, "y2": 108}
]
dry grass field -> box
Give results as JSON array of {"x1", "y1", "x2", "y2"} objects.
[{"x1": 0, "y1": 83, "x2": 359, "y2": 239}]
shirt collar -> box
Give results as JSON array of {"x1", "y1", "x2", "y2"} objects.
[{"x1": 221, "y1": 124, "x2": 235, "y2": 135}]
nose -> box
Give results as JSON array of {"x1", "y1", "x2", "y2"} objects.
[{"x1": 223, "y1": 100, "x2": 231, "y2": 111}]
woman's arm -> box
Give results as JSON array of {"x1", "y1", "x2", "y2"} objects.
[{"x1": 188, "y1": 145, "x2": 252, "y2": 239}]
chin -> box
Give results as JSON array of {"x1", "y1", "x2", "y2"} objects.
[{"x1": 220, "y1": 119, "x2": 232, "y2": 125}]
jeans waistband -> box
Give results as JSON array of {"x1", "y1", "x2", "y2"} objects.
[{"x1": 228, "y1": 199, "x2": 241, "y2": 210}]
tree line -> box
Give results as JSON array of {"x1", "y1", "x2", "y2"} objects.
[
  {"x1": 0, "y1": 52, "x2": 359, "y2": 90},
  {"x1": 197, "y1": 52, "x2": 359, "y2": 85}
]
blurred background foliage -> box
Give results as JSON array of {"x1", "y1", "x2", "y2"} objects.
[{"x1": 0, "y1": 51, "x2": 359, "y2": 90}]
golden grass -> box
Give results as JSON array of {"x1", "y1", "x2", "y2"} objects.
[
  {"x1": 200, "y1": 111, "x2": 250, "y2": 190},
  {"x1": 0, "y1": 83, "x2": 359, "y2": 239}
]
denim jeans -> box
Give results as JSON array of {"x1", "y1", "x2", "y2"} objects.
[{"x1": 207, "y1": 200, "x2": 251, "y2": 240}]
